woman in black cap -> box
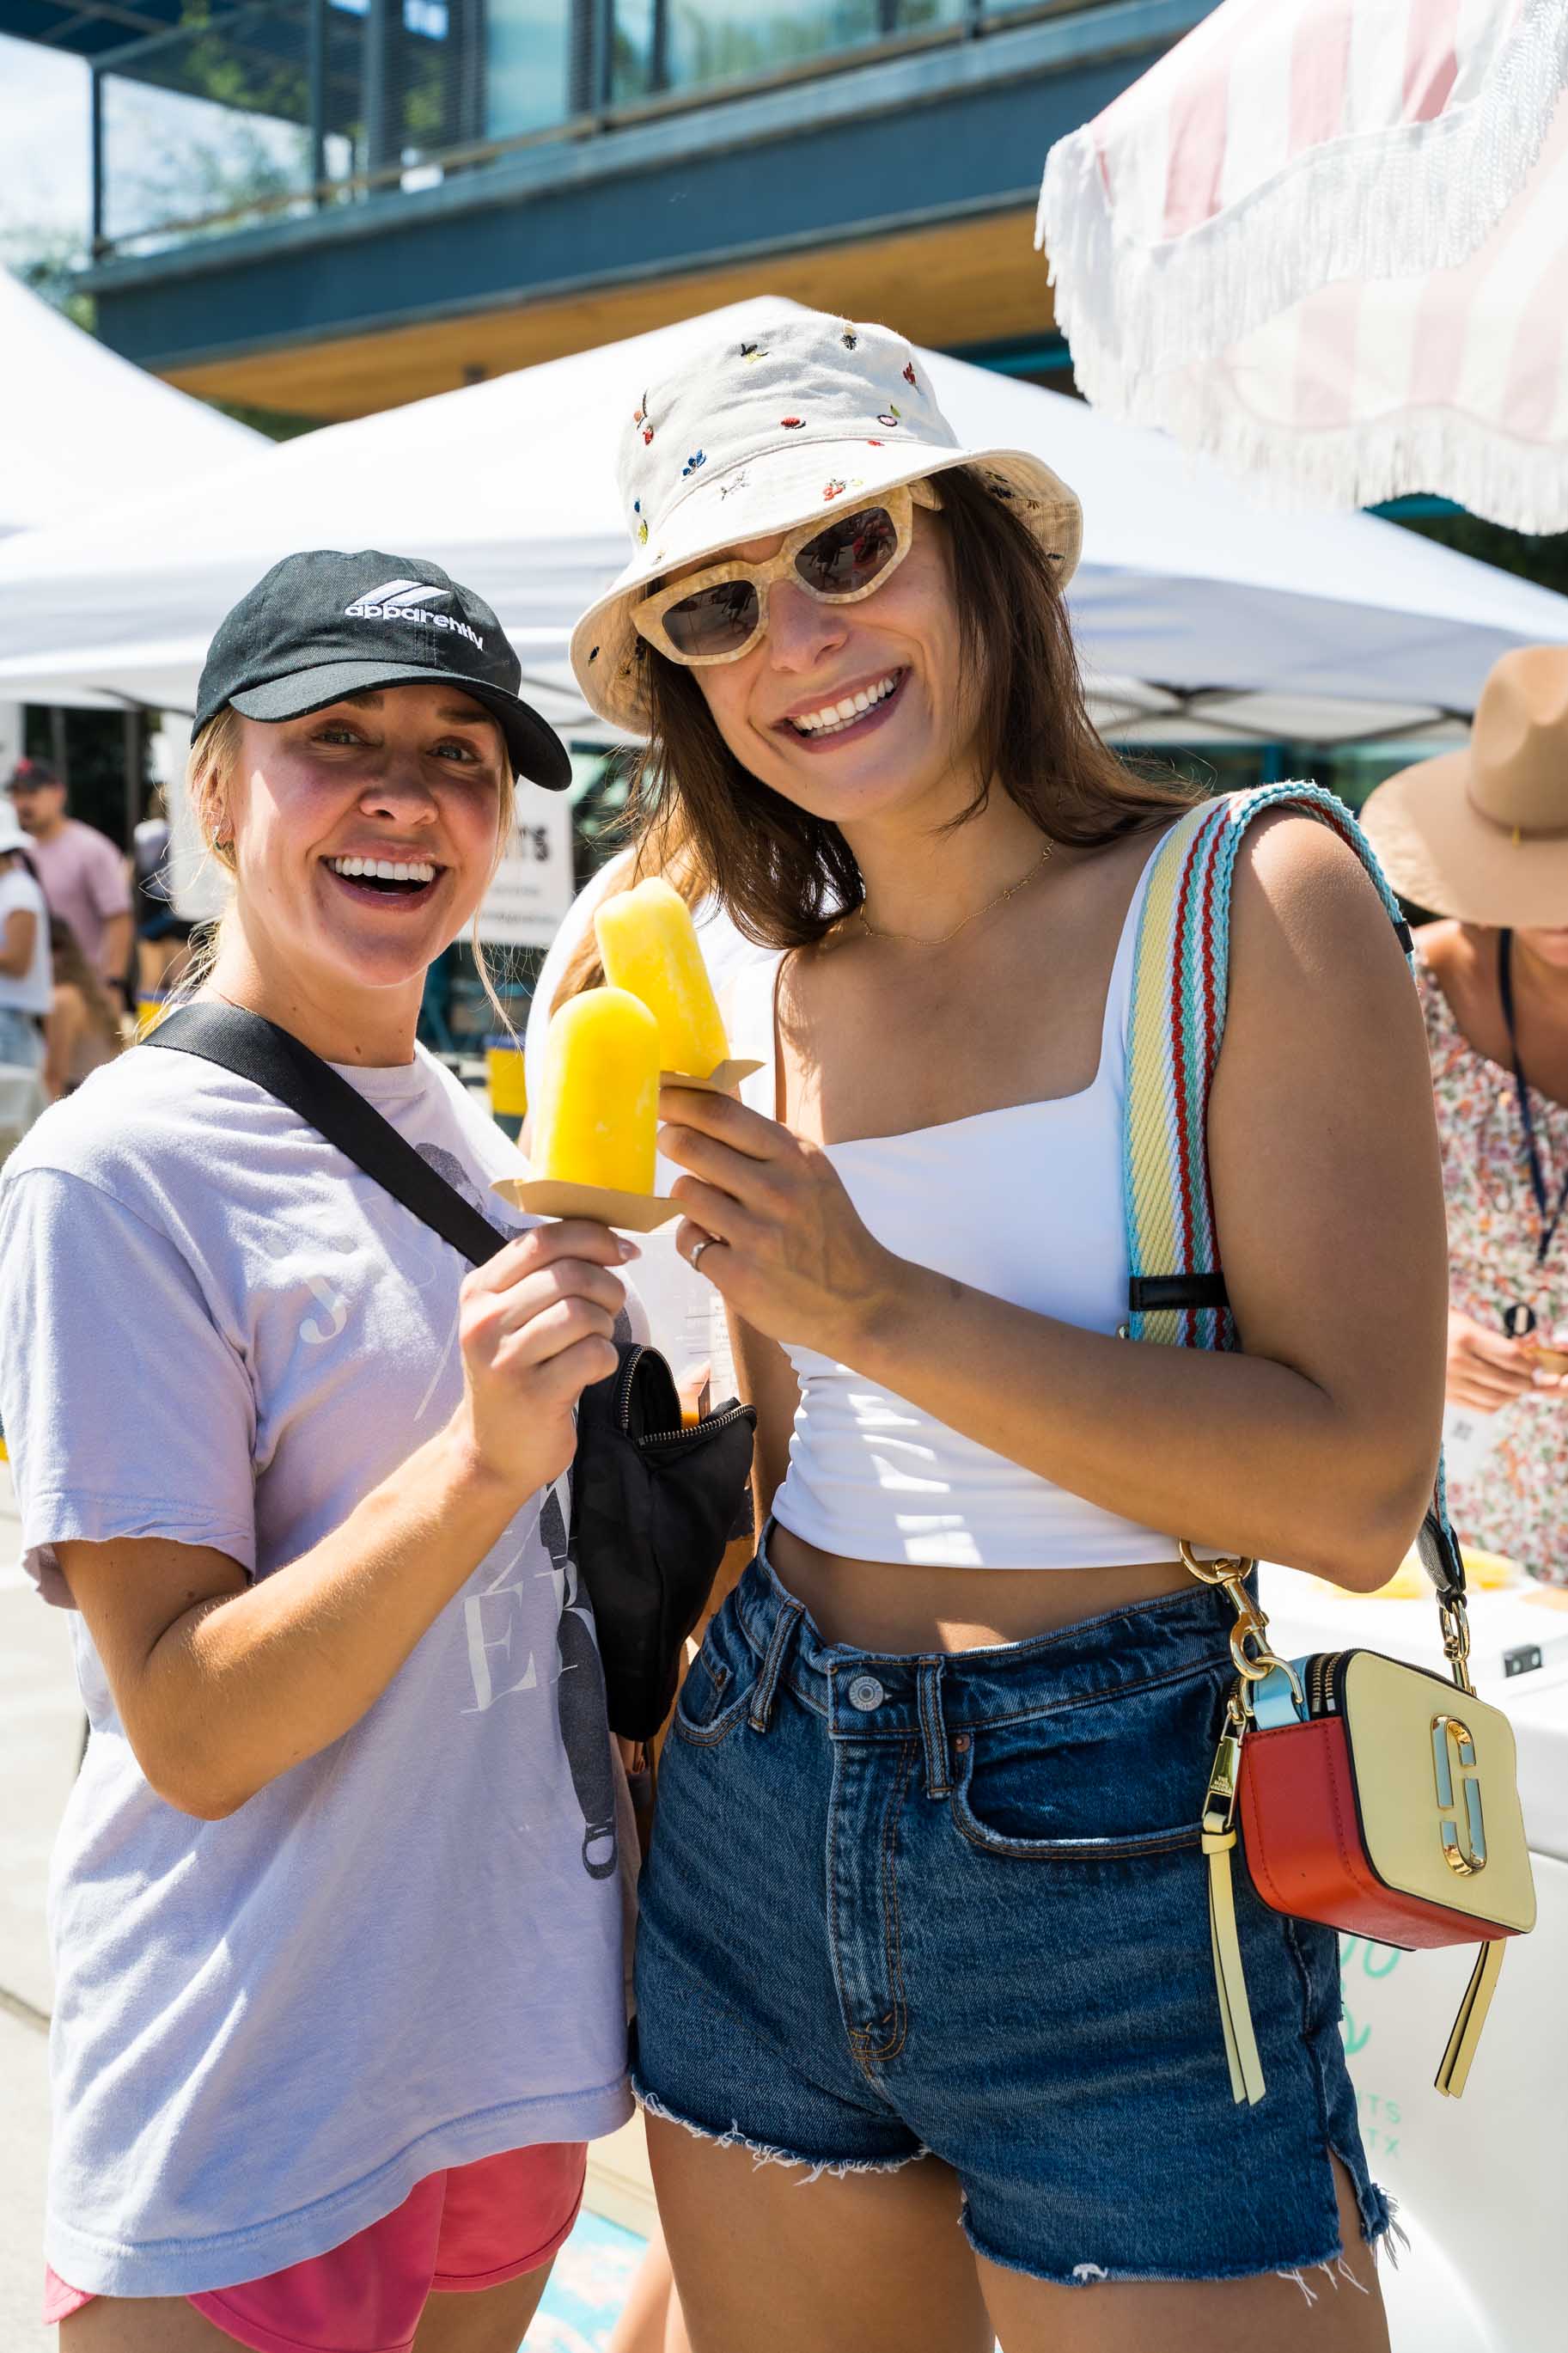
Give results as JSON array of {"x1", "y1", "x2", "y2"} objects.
[{"x1": 0, "y1": 551, "x2": 638, "y2": 2353}]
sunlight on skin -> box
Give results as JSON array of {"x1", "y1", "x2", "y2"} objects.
[{"x1": 663, "y1": 505, "x2": 1046, "y2": 942}]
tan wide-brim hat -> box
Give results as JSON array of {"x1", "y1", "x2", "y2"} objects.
[
  {"x1": 1362, "y1": 645, "x2": 1568, "y2": 926},
  {"x1": 570, "y1": 310, "x2": 1083, "y2": 734}
]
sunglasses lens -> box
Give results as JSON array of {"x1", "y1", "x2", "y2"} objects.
[
  {"x1": 662, "y1": 579, "x2": 762, "y2": 659},
  {"x1": 796, "y1": 506, "x2": 900, "y2": 596}
]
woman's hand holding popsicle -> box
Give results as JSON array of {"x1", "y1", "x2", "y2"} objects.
[
  {"x1": 454, "y1": 1221, "x2": 638, "y2": 1496},
  {"x1": 659, "y1": 1085, "x2": 901, "y2": 1361}
]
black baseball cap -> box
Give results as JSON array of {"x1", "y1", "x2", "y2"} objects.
[
  {"x1": 193, "y1": 549, "x2": 570, "y2": 791},
  {"x1": 4, "y1": 757, "x2": 60, "y2": 792}
]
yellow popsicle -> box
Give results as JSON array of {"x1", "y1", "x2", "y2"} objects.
[
  {"x1": 533, "y1": 987, "x2": 661, "y2": 1194},
  {"x1": 595, "y1": 877, "x2": 729, "y2": 1079}
]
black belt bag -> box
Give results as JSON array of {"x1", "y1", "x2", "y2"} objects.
[{"x1": 148, "y1": 1003, "x2": 756, "y2": 1742}]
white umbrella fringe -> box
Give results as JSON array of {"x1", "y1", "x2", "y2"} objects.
[
  {"x1": 1036, "y1": 0, "x2": 1568, "y2": 410},
  {"x1": 1134, "y1": 376, "x2": 1568, "y2": 541}
]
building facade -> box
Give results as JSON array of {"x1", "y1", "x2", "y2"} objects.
[{"x1": 3, "y1": 1, "x2": 1212, "y2": 419}]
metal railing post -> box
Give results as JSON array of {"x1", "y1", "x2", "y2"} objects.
[
  {"x1": 308, "y1": 0, "x2": 327, "y2": 200},
  {"x1": 90, "y1": 66, "x2": 106, "y2": 257},
  {"x1": 454, "y1": 0, "x2": 486, "y2": 145},
  {"x1": 596, "y1": 0, "x2": 615, "y2": 111},
  {"x1": 364, "y1": 0, "x2": 401, "y2": 173},
  {"x1": 568, "y1": 0, "x2": 596, "y2": 115}
]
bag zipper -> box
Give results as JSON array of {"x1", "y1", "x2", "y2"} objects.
[
  {"x1": 637, "y1": 1403, "x2": 753, "y2": 1447},
  {"x1": 1306, "y1": 1650, "x2": 1346, "y2": 1718},
  {"x1": 614, "y1": 1345, "x2": 753, "y2": 1446}
]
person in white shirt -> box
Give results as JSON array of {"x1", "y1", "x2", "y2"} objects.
[
  {"x1": 0, "y1": 548, "x2": 641, "y2": 2353},
  {"x1": 564, "y1": 309, "x2": 1443, "y2": 2353},
  {"x1": 0, "y1": 804, "x2": 51, "y2": 1069}
]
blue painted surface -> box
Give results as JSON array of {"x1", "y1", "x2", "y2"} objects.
[
  {"x1": 0, "y1": 0, "x2": 192, "y2": 60},
  {"x1": 529, "y1": 2208, "x2": 647, "y2": 2350},
  {"x1": 1370, "y1": 495, "x2": 1466, "y2": 520}
]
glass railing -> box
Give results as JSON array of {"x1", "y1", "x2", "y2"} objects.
[
  {"x1": 91, "y1": 0, "x2": 1129, "y2": 258},
  {"x1": 607, "y1": 3, "x2": 971, "y2": 110}
]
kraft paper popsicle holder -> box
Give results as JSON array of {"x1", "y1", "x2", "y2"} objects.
[{"x1": 491, "y1": 1052, "x2": 765, "y2": 1232}]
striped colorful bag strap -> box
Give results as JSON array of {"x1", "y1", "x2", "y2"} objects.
[
  {"x1": 1123, "y1": 782, "x2": 1409, "y2": 1353},
  {"x1": 1122, "y1": 784, "x2": 1471, "y2": 2110},
  {"x1": 1121, "y1": 781, "x2": 1463, "y2": 1602}
]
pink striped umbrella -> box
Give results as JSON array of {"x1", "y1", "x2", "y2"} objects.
[{"x1": 1037, "y1": 0, "x2": 1568, "y2": 531}]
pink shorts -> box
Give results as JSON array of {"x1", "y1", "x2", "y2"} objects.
[{"x1": 44, "y1": 2141, "x2": 587, "y2": 2353}]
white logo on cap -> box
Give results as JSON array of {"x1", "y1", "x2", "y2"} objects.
[{"x1": 345, "y1": 578, "x2": 484, "y2": 651}]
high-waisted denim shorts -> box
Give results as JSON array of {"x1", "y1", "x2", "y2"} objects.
[{"x1": 633, "y1": 1541, "x2": 1390, "y2": 2287}]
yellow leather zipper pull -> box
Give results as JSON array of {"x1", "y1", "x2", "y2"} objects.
[
  {"x1": 1201, "y1": 1708, "x2": 1266, "y2": 2106},
  {"x1": 1436, "y1": 1940, "x2": 1504, "y2": 2099}
]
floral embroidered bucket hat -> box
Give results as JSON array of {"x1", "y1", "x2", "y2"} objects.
[{"x1": 570, "y1": 310, "x2": 1083, "y2": 732}]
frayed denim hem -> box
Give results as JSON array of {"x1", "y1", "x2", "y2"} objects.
[
  {"x1": 635, "y1": 2084, "x2": 927, "y2": 2188},
  {"x1": 961, "y1": 2192, "x2": 1401, "y2": 2294}
]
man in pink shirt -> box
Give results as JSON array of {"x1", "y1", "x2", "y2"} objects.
[{"x1": 4, "y1": 761, "x2": 132, "y2": 1008}]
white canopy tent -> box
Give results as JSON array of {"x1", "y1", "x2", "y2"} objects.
[
  {"x1": 0, "y1": 266, "x2": 264, "y2": 540},
  {"x1": 0, "y1": 296, "x2": 1565, "y2": 747}
]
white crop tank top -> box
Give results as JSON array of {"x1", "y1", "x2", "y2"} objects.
[{"x1": 730, "y1": 835, "x2": 1183, "y2": 1570}]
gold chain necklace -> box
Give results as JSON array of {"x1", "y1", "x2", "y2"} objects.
[{"x1": 856, "y1": 839, "x2": 1054, "y2": 947}]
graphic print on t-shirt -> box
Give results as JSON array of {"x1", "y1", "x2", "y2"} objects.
[{"x1": 415, "y1": 1140, "x2": 619, "y2": 1877}]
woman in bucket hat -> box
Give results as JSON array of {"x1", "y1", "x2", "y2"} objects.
[
  {"x1": 1364, "y1": 645, "x2": 1568, "y2": 1587},
  {"x1": 0, "y1": 551, "x2": 644, "y2": 2353},
  {"x1": 568, "y1": 312, "x2": 1446, "y2": 2350}
]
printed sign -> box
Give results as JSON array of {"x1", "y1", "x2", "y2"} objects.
[{"x1": 477, "y1": 781, "x2": 575, "y2": 949}]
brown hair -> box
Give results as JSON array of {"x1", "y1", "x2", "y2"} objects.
[
  {"x1": 180, "y1": 700, "x2": 522, "y2": 1033},
  {"x1": 49, "y1": 915, "x2": 122, "y2": 1050},
  {"x1": 618, "y1": 464, "x2": 1198, "y2": 951}
]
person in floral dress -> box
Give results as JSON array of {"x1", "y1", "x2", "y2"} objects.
[{"x1": 1365, "y1": 646, "x2": 1568, "y2": 1586}]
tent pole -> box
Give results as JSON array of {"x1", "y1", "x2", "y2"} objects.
[{"x1": 123, "y1": 709, "x2": 142, "y2": 849}]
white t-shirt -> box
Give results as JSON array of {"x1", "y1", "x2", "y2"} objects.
[
  {"x1": 0, "y1": 861, "x2": 52, "y2": 1014},
  {"x1": 0, "y1": 1039, "x2": 634, "y2": 2297},
  {"x1": 526, "y1": 853, "x2": 778, "y2": 1396}
]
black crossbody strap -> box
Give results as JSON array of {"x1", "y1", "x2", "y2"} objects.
[{"x1": 146, "y1": 1002, "x2": 510, "y2": 1268}]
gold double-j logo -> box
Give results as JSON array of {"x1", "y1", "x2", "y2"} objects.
[{"x1": 1431, "y1": 1715, "x2": 1487, "y2": 1877}]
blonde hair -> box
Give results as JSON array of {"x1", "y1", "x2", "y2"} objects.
[{"x1": 180, "y1": 702, "x2": 522, "y2": 1036}]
